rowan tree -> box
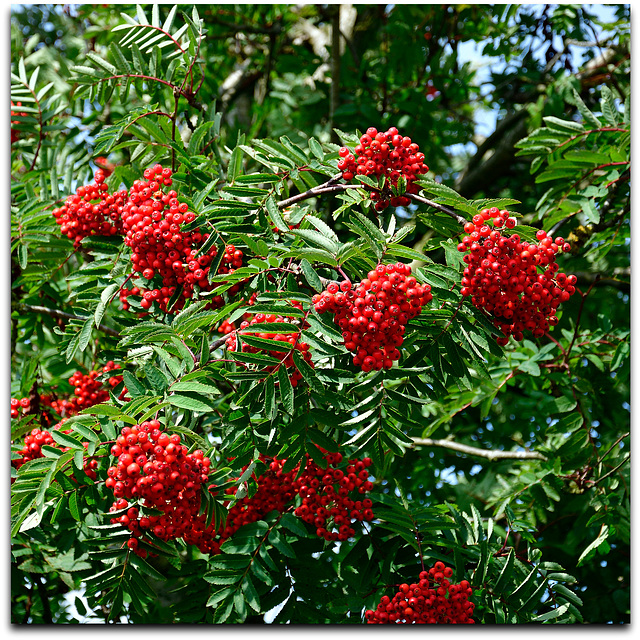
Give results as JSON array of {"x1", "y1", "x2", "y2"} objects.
[{"x1": 10, "y1": 4, "x2": 630, "y2": 625}]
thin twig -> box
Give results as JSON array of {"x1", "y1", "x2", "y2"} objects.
[
  {"x1": 411, "y1": 437, "x2": 547, "y2": 461},
  {"x1": 591, "y1": 454, "x2": 630, "y2": 487},
  {"x1": 19, "y1": 304, "x2": 119, "y2": 337},
  {"x1": 405, "y1": 193, "x2": 467, "y2": 225}
]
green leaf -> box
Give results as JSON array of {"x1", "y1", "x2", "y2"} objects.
[
  {"x1": 50, "y1": 430, "x2": 85, "y2": 450},
  {"x1": 290, "y1": 228, "x2": 339, "y2": 255},
  {"x1": 168, "y1": 391, "x2": 216, "y2": 413},
  {"x1": 577, "y1": 525, "x2": 609, "y2": 566},
  {"x1": 292, "y1": 351, "x2": 323, "y2": 393},
  {"x1": 268, "y1": 529, "x2": 296, "y2": 558},
  {"x1": 266, "y1": 196, "x2": 289, "y2": 233},
  {"x1": 299, "y1": 259, "x2": 323, "y2": 292},
  {"x1": 122, "y1": 370, "x2": 146, "y2": 397},
  {"x1": 492, "y1": 549, "x2": 515, "y2": 595},
  {"x1": 242, "y1": 575, "x2": 261, "y2": 613},
  {"x1": 278, "y1": 365, "x2": 294, "y2": 415},
  {"x1": 170, "y1": 380, "x2": 220, "y2": 395},
  {"x1": 542, "y1": 116, "x2": 585, "y2": 134},
  {"x1": 532, "y1": 603, "x2": 571, "y2": 623},
  {"x1": 569, "y1": 88, "x2": 602, "y2": 129}
]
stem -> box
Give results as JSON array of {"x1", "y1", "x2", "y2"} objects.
[
  {"x1": 597, "y1": 431, "x2": 629, "y2": 465},
  {"x1": 562, "y1": 279, "x2": 598, "y2": 367}
]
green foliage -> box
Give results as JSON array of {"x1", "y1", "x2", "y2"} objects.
[{"x1": 11, "y1": 3, "x2": 629, "y2": 626}]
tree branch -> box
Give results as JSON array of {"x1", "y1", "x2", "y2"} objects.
[
  {"x1": 19, "y1": 304, "x2": 120, "y2": 338},
  {"x1": 412, "y1": 437, "x2": 548, "y2": 461},
  {"x1": 405, "y1": 193, "x2": 467, "y2": 225}
]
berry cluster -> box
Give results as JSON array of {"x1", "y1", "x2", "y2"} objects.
[
  {"x1": 196, "y1": 449, "x2": 375, "y2": 553},
  {"x1": 292, "y1": 451, "x2": 375, "y2": 541},
  {"x1": 107, "y1": 430, "x2": 376, "y2": 556},
  {"x1": 313, "y1": 262, "x2": 432, "y2": 371},
  {"x1": 106, "y1": 420, "x2": 212, "y2": 557},
  {"x1": 10, "y1": 396, "x2": 34, "y2": 421},
  {"x1": 365, "y1": 561, "x2": 475, "y2": 624},
  {"x1": 11, "y1": 393, "x2": 76, "y2": 426},
  {"x1": 457, "y1": 208, "x2": 576, "y2": 344},
  {"x1": 338, "y1": 127, "x2": 429, "y2": 210},
  {"x1": 12, "y1": 363, "x2": 127, "y2": 471},
  {"x1": 189, "y1": 454, "x2": 300, "y2": 555},
  {"x1": 119, "y1": 164, "x2": 244, "y2": 313},
  {"x1": 12, "y1": 428, "x2": 98, "y2": 481},
  {"x1": 68, "y1": 360, "x2": 124, "y2": 410},
  {"x1": 10, "y1": 362, "x2": 124, "y2": 424},
  {"x1": 52, "y1": 170, "x2": 127, "y2": 247},
  {"x1": 225, "y1": 304, "x2": 313, "y2": 387},
  {"x1": 13, "y1": 429, "x2": 57, "y2": 470}
]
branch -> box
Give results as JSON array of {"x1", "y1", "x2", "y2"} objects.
[
  {"x1": 591, "y1": 454, "x2": 630, "y2": 487},
  {"x1": 412, "y1": 437, "x2": 548, "y2": 461},
  {"x1": 276, "y1": 173, "x2": 348, "y2": 208},
  {"x1": 405, "y1": 193, "x2": 467, "y2": 225},
  {"x1": 19, "y1": 304, "x2": 120, "y2": 338}
]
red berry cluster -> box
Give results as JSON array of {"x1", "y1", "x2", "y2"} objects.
[
  {"x1": 13, "y1": 429, "x2": 57, "y2": 470},
  {"x1": 68, "y1": 360, "x2": 124, "y2": 410},
  {"x1": 119, "y1": 164, "x2": 244, "y2": 313},
  {"x1": 52, "y1": 170, "x2": 127, "y2": 248},
  {"x1": 187, "y1": 454, "x2": 300, "y2": 555},
  {"x1": 338, "y1": 127, "x2": 429, "y2": 210},
  {"x1": 10, "y1": 396, "x2": 33, "y2": 421},
  {"x1": 313, "y1": 262, "x2": 432, "y2": 371},
  {"x1": 217, "y1": 318, "x2": 236, "y2": 335},
  {"x1": 225, "y1": 303, "x2": 313, "y2": 387},
  {"x1": 11, "y1": 393, "x2": 76, "y2": 425},
  {"x1": 365, "y1": 561, "x2": 475, "y2": 624},
  {"x1": 10, "y1": 362, "x2": 124, "y2": 424},
  {"x1": 12, "y1": 363, "x2": 126, "y2": 472},
  {"x1": 292, "y1": 451, "x2": 375, "y2": 541},
  {"x1": 12, "y1": 428, "x2": 98, "y2": 481},
  {"x1": 106, "y1": 420, "x2": 212, "y2": 557},
  {"x1": 107, "y1": 436, "x2": 376, "y2": 556},
  {"x1": 194, "y1": 449, "x2": 375, "y2": 553},
  {"x1": 457, "y1": 208, "x2": 576, "y2": 345}
]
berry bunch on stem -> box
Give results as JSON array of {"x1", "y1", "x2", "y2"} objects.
[
  {"x1": 292, "y1": 450, "x2": 375, "y2": 541},
  {"x1": 365, "y1": 561, "x2": 475, "y2": 624},
  {"x1": 313, "y1": 262, "x2": 432, "y2": 371},
  {"x1": 199, "y1": 448, "x2": 375, "y2": 552},
  {"x1": 119, "y1": 164, "x2": 244, "y2": 314},
  {"x1": 106, "y1": 420, "x2": 212, "y2": 557},
  {"x1": 12, "y1": 428, "x2": 98, "y2": 481},
  {"x1": 338, "y1": 126, "x2": 429, "y2": 210},
  {"x1": 457, "y1": 207, "x2": 576, "y2": 344},
  {"x1": 51, "y1": 170, "x2": 127, "y2": 247},
  {"x1": 10, "y1": 362, "x2": 125, "y2": 424}
]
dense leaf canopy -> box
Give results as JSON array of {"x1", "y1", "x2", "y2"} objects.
[{"x1": 10, "y1": 3, "x2": 629, "y2": 625}]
